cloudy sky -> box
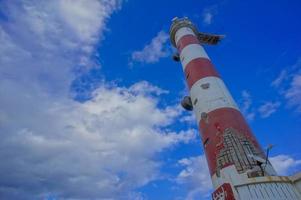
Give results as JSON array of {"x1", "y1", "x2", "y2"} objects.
[{"x1": 0, "y1": 0, "x2": 301, "y2": 199}]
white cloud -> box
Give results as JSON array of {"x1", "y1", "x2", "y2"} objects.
[
  {"x1": 176, "y1": 156, "x2": 212, "y2": 200},
  {"x1": 130, "y1": 31, "x2": 170, "y2": 64},
  {"x1": 0, "y1": 0, "x2": 121, "y2": 95},
  {"x1": 202, "y1": 6, "x2": 218, "y2": 25},
  {"x1": 129, "y1": 81, "x2": 169, "y2": 96},
  {"x1": 270, "y1": 155, "x2": 301, "y2": 175},
  {"x1": 272, "y1": 58, "x2": 301, "y2": 112},
  {"x1": 239, "y1": 90, "x2": 255, "y2": 121},
  {"x1": 271, "y1": 69, "x2": 288, "y2": 88},
  {"x1": 0, "y1": 1, "x2": 197, "y2": 199},
  {"x1": 203, "y1": 12, "x2": 213, "y2": 25},
  {"x1": 258, "y1": 101, "x2": 281, "y2": 118},
  {"x1": 0, "y1": 82, "x2": 196, "y2": 199},
  {"x1": 239, "y1": 91, "x2": 280, "y2": 120},
  {"x1": 241, "y1": 90, "x2": 252, "y2": 111},
  {"x1": 59, "y1": 0, "x2": 121, "y2": 43},
  {"x1": 180, "y1": 114, "x2": 196, "y2": 125},
  {"x1": 285, "y1": 74, "x2": 301, "y2": 111}
]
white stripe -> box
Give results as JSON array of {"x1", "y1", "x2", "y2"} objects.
[
  {"x1": 180, "y1": 44, "x2": 210, "y2": 70},
  {"x1": 175, "y1": 27, "x2": 195, "y2": 45},
  {"x1": 189, "y1": 76, "x2": 239, "y2": 123}
]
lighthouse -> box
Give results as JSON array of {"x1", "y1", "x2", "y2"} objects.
[{"x1": 170, "y1": 17, "x2": 301, "y2": 200}]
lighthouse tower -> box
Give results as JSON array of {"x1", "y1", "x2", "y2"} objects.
[{"x1": 170, "y1": 17, "x2": 301, "y2": 200}]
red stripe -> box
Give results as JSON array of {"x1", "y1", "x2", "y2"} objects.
[
  {"x1": 184, "y1": 58, "x2": 220, "y2": 89},
  {"x1": 176, "y1": 34, "x2": 199, "y2": 53},
  {"x1": 198, "y1": 108, "x2": 264, "y2": 176}
]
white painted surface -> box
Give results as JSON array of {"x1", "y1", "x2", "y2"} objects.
[
  {"x1": 295, "y1": 179, "x2": 301, "y2": 192},
  {"x1": 180, "y1": 44, "x2": 210, "y2": 70},
  {"x1": 211, "y1": 166, "x2": 237, "y2": 189},
  {"x1": 212, "y1": 165, "x2": 301, "y2": 200},
  {"x1": 175, "y1": 27, "x2": 195, "y2": 44},
  {"x1": 236, "y1": 182, "x2": 301, "y2": 200},
  {"x1": 291, "y1": 172, "x2": 301, "y2": 195},
  {"x1": 189, "y1": 76, "x2": 239, "y2": 123}
]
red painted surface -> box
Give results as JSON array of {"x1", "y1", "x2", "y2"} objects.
[
  {"x1": 184, "y1": 58, "x2": 220, "y2": 89},
  {"x1": 175, "y1": 29, "x2": 265, "y2": 178},
  {"x1": 198, "y1": 108, "x2": 264, "y2": 176},
  {"x1": 176, "y1": 34, "x2": 199, "y2": 52},
  {"x1": 212, "y1": 183, "x2": 236, "y2": 200}
]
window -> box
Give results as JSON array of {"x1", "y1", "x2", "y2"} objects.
[
  {"x1": 201, "y1": 83, "x2": 210, "y2": 89},
  {"x1": 193, "y1": 98, "x2": 198, "y2": 105},
  {"x1": 186, "y1": 72, "x2": 190, "y2": 79},
  {"x1": 203, "y1": 138, "x2": 209, "y2": 147}
]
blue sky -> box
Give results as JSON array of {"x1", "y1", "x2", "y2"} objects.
[{"x1": 0, "y1": 0, "x2": 301, "y2": 200}]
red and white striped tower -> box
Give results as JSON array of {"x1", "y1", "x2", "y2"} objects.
[{"x1": 170, "y1": 17, "x2": 301, "y2": 200}]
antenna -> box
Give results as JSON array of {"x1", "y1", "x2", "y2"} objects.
[{"x1": 263, "y1": 144, "x2": 274, "y2": 173}]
